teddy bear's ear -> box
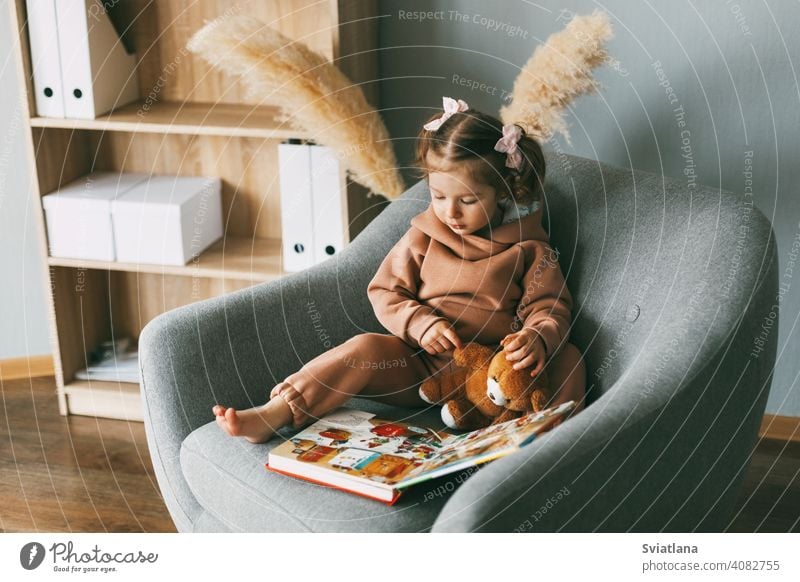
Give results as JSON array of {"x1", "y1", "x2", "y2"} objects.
[{"x1": 454, "y1": 342, "x2": 497, "y2": 369}]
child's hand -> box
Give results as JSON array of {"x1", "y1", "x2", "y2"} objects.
[
  {"x1": 419, "y1": 320, "x2": 462, "y2": 355},
  {"x1": 501, "y1": 328, "x2": 546, "y2": 377}
]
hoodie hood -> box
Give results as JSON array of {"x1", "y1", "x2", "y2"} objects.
[{"x1": 410, "y1": 202, "x2": 550, "y2": 261}]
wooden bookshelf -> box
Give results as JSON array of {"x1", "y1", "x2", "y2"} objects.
[
  {"x1": 30, "y1": 100, "x2": 312, "y2": 140},
  {"x1": 8, "y1": 0, "x2": 384, "y2": 420},
  {"x1": 48, "y1": 236, "x2": 284, "y2": 283}
]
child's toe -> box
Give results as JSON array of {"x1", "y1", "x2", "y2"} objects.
[
  {"x1": 215, "y1": 414, "x2": 227, "y2": 432},
  {"x1": 224, "y1": 407, "x2": 241, "y2": 435}
]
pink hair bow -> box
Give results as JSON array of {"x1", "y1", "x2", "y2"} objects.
[
  {"x1": 423, "y1": 96, "x2": 469, "y2": 131},
  {"x1": 495, "y1": 124, "x2": 524, "y2": 170}
]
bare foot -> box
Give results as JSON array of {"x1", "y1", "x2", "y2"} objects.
[{"x1": 212, "y1": 396, "x2": 293, "y2": 444}]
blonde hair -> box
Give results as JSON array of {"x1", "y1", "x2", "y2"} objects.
[{"x1": 413, "y1": 107, "x2": 546, "y2": 205}]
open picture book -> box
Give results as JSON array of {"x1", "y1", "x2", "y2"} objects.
[{"x1": 266, "y1": 400, "x2": 576, "y2": 505}]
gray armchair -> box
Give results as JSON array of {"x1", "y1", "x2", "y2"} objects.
[{"x1": 139, "y1": 151, "x2": 779, "y2": 532}]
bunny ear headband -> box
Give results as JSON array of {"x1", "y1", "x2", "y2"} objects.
[{"x1": 423, "y1": 96, "x2": 524, "y2": 171}]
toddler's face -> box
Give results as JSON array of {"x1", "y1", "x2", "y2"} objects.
[{"x1": 427, "y1": 164, "x2": 500, "y2": 236}]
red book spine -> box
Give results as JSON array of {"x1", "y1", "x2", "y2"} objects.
[{"x1": 265, "y1": 463, "x2": 402, "y2": 506}]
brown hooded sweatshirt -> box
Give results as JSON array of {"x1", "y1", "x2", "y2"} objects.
[{"x1": 367, "y1": 201, "x2": 574, "y2": 360}]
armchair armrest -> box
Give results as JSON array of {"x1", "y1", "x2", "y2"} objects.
[
  {"x1": 138, "y1": 257, "x2": 362, "y2": 530},
  {"x1": 138, "y1": 179, "x2": 431, "y2": 531}
]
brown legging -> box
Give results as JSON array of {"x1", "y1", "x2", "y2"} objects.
[{"x1": 272, "y1": 332, "x2": 586, "y2": 428}]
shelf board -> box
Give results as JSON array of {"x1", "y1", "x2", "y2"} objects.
[
  {"x1": 48, "y1": 236, "x2": 285, "y2": 282},
  {"x1": 64, "y1": 379, "x2": 142, "y2": 422},
  {"x1": 30, "y1": 100, "x2": 311, "y2": 140}
]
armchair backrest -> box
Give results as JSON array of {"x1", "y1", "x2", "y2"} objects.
[
  {"x1": 346, "y1": 150, "x2": 777, "y2": 406},
  {"x1": 541, "y1": 151, "x2": 775, "y2": 404}
]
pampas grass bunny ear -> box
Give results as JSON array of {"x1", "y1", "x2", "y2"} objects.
[
  {"x1": 186, "y1": 15, "x2": 405, "y2": 199},
  {"x1": 499, "y1": 9, "x2": 614, "y2": 145}
]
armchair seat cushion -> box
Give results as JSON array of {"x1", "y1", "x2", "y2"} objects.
[{"x1": 179, "y1": 398, "x2": 456, "y2": 532}]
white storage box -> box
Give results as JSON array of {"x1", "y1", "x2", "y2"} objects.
[
  {"x1": 110, "y1": 176, "x2": 223, "y2": 266},
  {"x1": 42, "y1": 172, "x2": 149, "y2": 261}
]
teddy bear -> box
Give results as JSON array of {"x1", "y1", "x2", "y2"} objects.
[{"x1": 418, "y1": 342, "x2": 554, "y2": 430}]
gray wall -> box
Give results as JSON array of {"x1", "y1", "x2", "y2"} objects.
[
  {"x1": 0, "y1": 3, "x2": 50, "y2": 360},
  {"x1": 1, "y1": 1, "x2": 797, "y2": 417},
  {"x1": 377, "y1": 0, "x2": 799, "y2": 417}
]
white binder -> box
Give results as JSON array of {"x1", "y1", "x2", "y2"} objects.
[
  {"x1": 310, "y1": 145, "x2": 348, "y2": 264},
  {"x1": 54, "y1": 0, "x2": 139, "y2": 119},
  {"x1": 278, "y1": 141, "x2": 315, "y2": 272},
  {"x1": 26, "y1": 0, "x2": 65, "y2": 117}
]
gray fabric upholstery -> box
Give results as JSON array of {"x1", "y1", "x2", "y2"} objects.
[
  {"x1": 139, "y1": 150, "x2": 779, "y2": 532},
  {"x1": 180, "y1": 400, "x2": 453, "y2": 532},
  {"x1": 192, "y1": 509, "x2": 233, "y2": 533}
]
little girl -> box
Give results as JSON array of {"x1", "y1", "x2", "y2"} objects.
[{"x1": 213, "y1": 96, "x2": 586, "y2": 443}]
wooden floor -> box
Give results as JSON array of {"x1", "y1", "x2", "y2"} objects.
[
  {"x1": 0, "y1": 376, "x2": 176, "y2": 532},
  {"x1": 0, "y1": 376, "x2": 797, "y2": 532}
]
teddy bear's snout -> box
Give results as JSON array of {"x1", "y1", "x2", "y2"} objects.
[{"x1": 487, "y1": 376, "x2": 507, "y2": 406}]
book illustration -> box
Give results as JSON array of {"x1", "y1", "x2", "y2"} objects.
[
  {"x1": 296, "y1": 445, "x2": 335, "y2": 463},
  {"x1": 290, "y1": 439, "x2": 317, "y2": 454},
  {"x1": 407, "y1": 420, "x2": 528, "y2": 479},
  {"x1": 267, "y1": 401, "x2": 576, "y2": 503},
  {"x1": 319, "y1": 428, "x2": 352, "y2": 444},
  {"x1": 360, "y1": 454, "x2": 415, "y2": 481},
  {"x1": 329, "y1": 448, "x2": 381, "y2": 471},
  {"x1": 286, "y1": 418, "x2": 444, "y2": 485}
]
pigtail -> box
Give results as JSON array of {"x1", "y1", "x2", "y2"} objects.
[{"x1": 502, "y1": 126, "x2": 546, "y2": 206}]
